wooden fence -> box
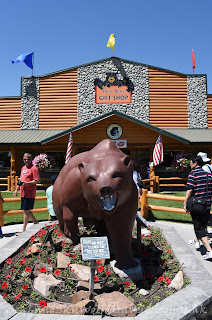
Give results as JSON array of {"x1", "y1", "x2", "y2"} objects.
[
  {"x1": 139, "y1": 189, "x2": 188, "y2": 219},
  {"x1": 0, "y1": 196, "x2": 48, "y2": 226}
]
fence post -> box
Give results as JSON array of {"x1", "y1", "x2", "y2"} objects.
[
  {"x1": 150, "y1": 179, "x2": 154, "y2": 193},
  {"x1": 15, "y1": 176, "x2": 18, "y2": 190},
  {"x1": 155, "y1": 176, "x2": 160, "y2": 193},
  {"x1": 140, "y1": 189, "x2": 148, "y2": 219},
  {"x1": 7, "y1": 176, "x2": 11, "y2": 191},
  {"x1": 0, "y1": 201, "x2": 4, "y2": 226}
]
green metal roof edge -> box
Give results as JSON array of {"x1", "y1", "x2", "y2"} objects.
[
  {"x1": 70, "y1": 110, "x2": 190, "y2": 144},
  {"x1": 40, "y1": 129, "x2": 71, "y2": 145}
]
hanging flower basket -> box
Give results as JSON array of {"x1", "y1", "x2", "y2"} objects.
[
  {"x1": 32, "y1": 154, "x2": 55, "y2": 171},
  {"x1": 172, "y1": 154, "x2": 191, "y2": 169}
]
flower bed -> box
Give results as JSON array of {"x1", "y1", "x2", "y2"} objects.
[{"x1": 0, "y1": 222, "x2": 189, "y2": 315}]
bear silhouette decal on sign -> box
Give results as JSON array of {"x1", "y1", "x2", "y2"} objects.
[{"x1": 94, "y1": 73, "x2": 134, "y2": 104}]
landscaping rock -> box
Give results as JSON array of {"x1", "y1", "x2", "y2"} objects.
[
  {"x1": 40, "y1": 299, "x2": 95, "y2": 315},
  {"x1": 34, "y1": 273, "x2": 64, "y2": 296},
  {"x1": 26, "y1": 245, "x2": 40, "y2": 255},
  {"x1": 110, "y1": 258, "x2": 143, "y2": 281},
  {"x1": 141, "y1": 228, "x2": 151, "y2": 236},
  {"x1": 77, "y1": 280, "x2": 101, "y2": 293},
  {"x1": 139, "y1": 288, "x2": 149, "y2": 296},
  {"x1": 71, "y1": 290, "x2": 93, "y2": 304},
  {"x1": 73, "y1": 243, "x2": 81, "y2": 252},
  {"x1": 70, "y1": 264, "x2": 91, "y2": 281},
  {"x1": 57, "y1": 252, "x2": 70, "y2": 268},
  {"x1": 168, "y1": 270, "x2": 184, "y2": 291},
  {"x1": 95, "y1": 291, "x2": 137, "y2": 317}
]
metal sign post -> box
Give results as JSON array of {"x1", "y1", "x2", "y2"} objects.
[{"x1": 80, "y1": 236, "x2": 110, "y2": 292}]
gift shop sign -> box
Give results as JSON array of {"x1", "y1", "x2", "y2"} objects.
[{"x1": 95, "y1": 86, "x2": 132, "y2": 104}]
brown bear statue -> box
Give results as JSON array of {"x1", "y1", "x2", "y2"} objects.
[{"x1": 52, "y1": 139, "x2": 138, "y2": 269}]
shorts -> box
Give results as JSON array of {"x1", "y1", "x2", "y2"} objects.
[
  {"x1": 21, "y1": 198, "x2": 35, "y2": 210},
  {"x1": 190, "y1": 208, "x2": 210, "y2": 239}
]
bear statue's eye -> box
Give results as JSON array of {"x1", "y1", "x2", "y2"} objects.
[
  {"x1": 87, "y1": 176, "x2": 95, "y2": 183},
  {"x1": 112, "y1": 172, "x2": 123, "y2": 179}
]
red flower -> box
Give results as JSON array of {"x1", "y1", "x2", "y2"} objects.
[
  {"x1": 62, "y1": 242, "x2": 66, "y2": 248},
  {"x1": 72, "y1": 254, "x2": 76, "y2": 258},
  {"x1": 106, "y1": 271, "x2": 111, "y2": 276},
  {"x1": 168, "y1": 249, "x2": 172, "y2": 253},
  {"x1": 15, "y1": 293, "x2": 22, "y2": 300},
  {"x1": 54, "y1": 269, "x2": 60, "y2": 275},
  {"x1": 37, "y1": 232, "x2": 43, "y2": 238},
  {"x1": 165, "y1": 277, "x2": 171, "y2": 285},
  {"x1": 54, "y1": 229, "x2": 58, "y2": 233},
  {"x1": 25, "y1": 267, "x2": 31, "y2": 273},
  {"x1": 67, "y1": 263, "x2": 70, "y2": 266},
  {"x1": 147, "y1": 272, "x2": 153, "y2": 278},
  {"x1": 142, "y1": 234, "x2": 145, "y2": 238},
  {"x1": 125, "y1": 281, "x2": 130, "y2": 287},
  {"x1": 157, "y1": 276, "x2": 163, "y2": 282},
  {"x1": 20, "y1": 257, "x2": 26, "y2": 265},
  {"x1": 37, "y1": 249, "x2": 40, "y2": 253},
  {"x1": 30, "y1": 236, "x2": 35, "y2": 242},
  {"x1": 6, "y1": 258, "x2": 12, "y2": 264},
  {"x1": 10, "y1": 268, "x2": 15, "y2": 273},
  {"x1": 1, "y1": 282, "x2": 7, "y2": 289},
  {"x1": 148, "y1": 234, "x2": 151, "y2": 238},
  {"x1": 160, "y1": 260, "x2": 166, "y2": 265},
  {"x1": 20, "y1": 248, "x2": 24, "y2": 253},
  {"x1": 98, "y1": 266, "x2": 104, "y2": 272},
  {"x1": 94, "y1": 275, "x2": 99, "y2": 281},
  {"x1": 42, "y1": 229, "x2": 46, "y2": 234},
  {"x1": 3, "y1": 293, "x2": 7, "y2": 298},
  {"x1": 96, "y1": 260, "x2": 102, "y2": 264},
  {"x1": 40, "y1": 267, "x2": 46, "y2": 273},
  {"x1": 65, "y1": 252, "x2": 70, "y2": 256},
  {"x1": 57, "y1": 233, "x2": 61, "y2": 237},
  {"x1": 4, "y1": 275, "x2": 11, "y2": 279},
  {"x1": 142, "y1": 251, "x2": 149, "y2": 257},
  {"x1": 39, "y1": 300, "x2": 47, "y2": 308},
  {"x1": 22, "y1": 285, "x2": 28, "y2": 290}
]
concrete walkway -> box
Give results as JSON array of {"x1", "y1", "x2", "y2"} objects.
[{"x1": 0, "y1": 220, "x2": 212, "y2": 276}]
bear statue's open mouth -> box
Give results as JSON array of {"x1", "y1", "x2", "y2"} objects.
[{"x1": 98, "y1": 194, "x2": 117, "y2": 212}]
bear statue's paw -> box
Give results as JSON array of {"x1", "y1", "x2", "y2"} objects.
[{"x1": 110, "y1": 258, "x2": 143, "y2": 282}]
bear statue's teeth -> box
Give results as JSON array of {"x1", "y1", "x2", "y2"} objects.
[{"x1": 99, "y1": 195, "x2": 116, "y2": 212}]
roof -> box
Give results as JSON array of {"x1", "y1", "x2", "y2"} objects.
[
  {"x1": 165, "y1": 129, "x2": 212, "y2": 143},
  {"x1": 0, "y1": 130, "x2": 70, "y2": 145}
]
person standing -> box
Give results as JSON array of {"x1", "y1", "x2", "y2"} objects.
[
  {"x1": 13, "y1": 153, "x2": 40, "y2": 234},
  {"x1": 197, "y1": 152, "x2": 212, "y2": 174},
  {"x1": 184, "y1": 155, "x2": 212, "y2": 260},
  {"x1": 46, "y1": 175, "x2": 58, "y2": 221}
]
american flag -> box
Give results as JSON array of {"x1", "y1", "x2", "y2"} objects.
[
  {"x1": 65, "y1": 132, "x2": 73, "y2": 164},
  {"x1": 153, "y1": 135, "x2": 163, "y2": 166}
]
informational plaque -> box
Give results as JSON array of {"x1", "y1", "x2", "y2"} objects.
[{"x1": 80, "y1": 236, "x2": 110, "y2": 261}]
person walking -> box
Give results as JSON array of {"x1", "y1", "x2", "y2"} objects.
[
  {"x1": 197, "y1": 152, "x2": 212, "y2": 227},
  {"x1": 184, "y1": 155, "x2": 212, "y2": 260},
  {"x1": 0, "y1": 190, "x2": 4, "y2": 237},
  {"x1": 46, "y1": 175, "x2": 58, "y2": 221},
  {"x1": 13, "y1": 153, "x2": 40, "y2": 235}
]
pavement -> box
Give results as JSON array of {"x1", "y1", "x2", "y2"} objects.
[{"x1": 0, "y1": 219, "x2": 212, "y2": 276}]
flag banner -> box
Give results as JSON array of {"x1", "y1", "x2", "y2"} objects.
[
  {"x1": 107, "y1": 34, "x2": 115, "y2": 52},
  {"x1": 65, "y1": 131, "x2": 73, "y2": 164},
  {"x1": 12, "y1": 52, "x2": 34, "y2": 70},
  {"x1": 192, "y1": 49, "x2": 196, "y2": 73},
  {"x1": 153, "y1": 135, "x2": 164, "y2": 166}
]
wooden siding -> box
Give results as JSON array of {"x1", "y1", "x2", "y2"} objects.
[
  {"x1": 149, "y1": 68, "x2": 188, "y2": 128},
  {"x1": 39, "y1": 69, "x2": 78, "y2": 129},
  {"x1": 67, "y1": 115, "x2": 185, "y2": 148},
  {"x1": 0, "y1": 97, "x2": 21, "y2": 130},
  {"x1": 207, "y1": 96, "x2": 212, "y2": 128}
]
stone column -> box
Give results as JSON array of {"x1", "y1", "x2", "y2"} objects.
[
  {"x1": 187, "y1": 75, "x2": 207, "y2": 128},
  {"x1": 21, "y1": 77, "x2": 39, "y2": 129}
]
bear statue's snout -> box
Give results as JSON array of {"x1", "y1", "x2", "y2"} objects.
[{"x1": 100, "y1": 186, "x2": 113, "y2": 197}]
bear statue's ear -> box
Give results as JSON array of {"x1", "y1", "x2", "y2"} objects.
[
  {"x1": 123, "y1": 155, "x2": 131, "y2": 167},
  {"x1": 78, "y1": 163, "x2": 84, "y2": 172}
]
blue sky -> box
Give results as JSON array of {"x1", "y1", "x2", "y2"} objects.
[{"x1": 1, "y1": 0, "x2": 212, "y2": 96}]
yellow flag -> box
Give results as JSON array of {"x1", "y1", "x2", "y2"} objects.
[{"x1": 107, "y1": 34, "x2": 115, "y2": 52}]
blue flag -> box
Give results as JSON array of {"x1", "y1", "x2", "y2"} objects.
[{"x1": 11, "y1": 52, "x2": 34, "y2": 70}]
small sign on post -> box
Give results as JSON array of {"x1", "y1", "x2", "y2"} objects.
[{"x1": 80, "y1": 236, "x2": 110, "y2": 292}]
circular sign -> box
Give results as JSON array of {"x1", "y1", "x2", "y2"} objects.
[{"x1": 107, "y1": 124, "x2": 123, "y2": 140}]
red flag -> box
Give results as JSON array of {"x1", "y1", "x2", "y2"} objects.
[
  {"x1": 65, "y1": 132, "x2": 73, "y2": 164},
  {"x1": 192, "y1": 49, "x2": 196, "y2": 73},
  {"x1": 153, "y1": 135, "x2": 163, "y2": 166}
]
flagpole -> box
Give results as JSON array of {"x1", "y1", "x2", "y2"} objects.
[{"x1": 32, "y1": 53, "x2": 34, "y2": 77}]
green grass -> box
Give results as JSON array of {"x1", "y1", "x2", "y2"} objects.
[
  {"x1": 147, "y1": 192, "x2": 192, "y2": 224},
  {"x1": 1, "y1": 191, "x2": 49, "y2": 225},
  {"x1": 1, "y1": 191, "x2": 191, "y2": 226}
]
